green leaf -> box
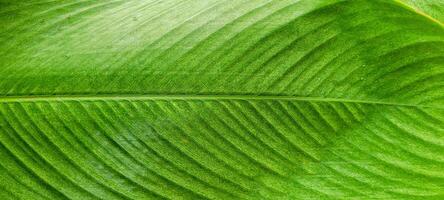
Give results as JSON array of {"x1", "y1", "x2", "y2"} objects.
[
  {"x1": 0, "y1": 0, "x2": 443, "y2": 199},
  {"x1": 399, "y1": 0, "x2": 444, "y2": 22}
]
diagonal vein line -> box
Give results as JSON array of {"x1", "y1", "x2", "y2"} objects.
[{"x1": 393, "y1": 0, "x2": 443, "y2": 27}]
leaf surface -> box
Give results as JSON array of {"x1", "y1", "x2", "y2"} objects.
[{"x1": 0, "y1": 0, "x2": 443, "y2": 199}]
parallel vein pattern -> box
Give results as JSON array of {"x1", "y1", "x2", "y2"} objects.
[
  {"x1": 0, "y1": 100, "x2": 443, "y2": 199},
  {"x1": 0, "y1": 0, "x2": 443, "y2": 199},
  {"x1": 0, "y1": 0, "x2": 443, "y2": 106}
]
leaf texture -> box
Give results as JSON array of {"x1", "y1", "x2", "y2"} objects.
[{"x1": 0, "y1": 0, "x2": 443, "y2": 199}]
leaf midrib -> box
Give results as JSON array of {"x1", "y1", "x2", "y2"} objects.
[{"x1": 0, "y1": 94, "x2": 440, "y2": 109}]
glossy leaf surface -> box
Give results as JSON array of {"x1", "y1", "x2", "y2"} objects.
[{"x1": 0, "y1": 0, "x2": 443, "y2": 199}]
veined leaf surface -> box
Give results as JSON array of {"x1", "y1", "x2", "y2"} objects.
[{"x1": 0, "y1": 0, "x2": 443, "y2": 199}]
